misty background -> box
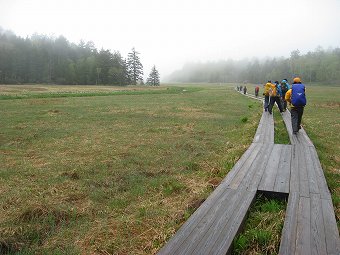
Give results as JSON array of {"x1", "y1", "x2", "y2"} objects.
[{"x1": 1, "y1": 0, "x2": 340, "y2": 83}]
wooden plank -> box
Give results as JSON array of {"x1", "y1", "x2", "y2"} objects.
[
  {"x1": 244, "y1": 143, "x2": 274, "y2": 192},
  {"x1": 281, "y1": 110, "x2": 297, "y2": 144},
  {"x1": 258, "y1": 144, "x2": 282, "y2": 191},
  {"x1": 297, "y1": 144, "x2": 310, "y2": 197},
  {"x1": 321, "y1": 198, "x2": 340, "y2": 255},
  {"x1": 228, "y1": 143, "x2": 263, "y2": 189},
  {"x1": 279, "y1": 192, "x2": 299, "y2": 255},
  {"x1": 191, "y1": 190, "x2": 256, "y2": 255},
  {"x1": 308, "y1": 146, "x2": 331, "y2": 200},
  {"x1": 220, "y1": 142, "x2": 259, "y2": 188},
  {"x1": 170, "y1": 188, "x2": 240, "y2": 255},
  {"x1": 290, "y1": 145, "x2": 300, "y2": 193},
  {"x1": 209, "y1": 191, "x2": 256, "y2": 255},
  {"x1": 268, "y1": 111, "x2": 274, "y2": 143},
  {"x1": 310, "y1": 193, "x2": 327, "y2": 255},
  {"x1": 157, "y1": 187, "x2": 233, "y2": 254},
  {"x1": 295, "y1": 196, "x2": 311, "y2": 254},
  {"x1": 274, "y1": 145, "x2": 291, "y2": 193},
  {"x1": 253, "y1": 111, "x2": 274, "y2": 144},
  {"x1": 281, "y1": 110, "x2": 314, "y2": 146},
  {"x1": 299, "y1": 127, "x2": 314, "y2": 147},
  {"x1": 253, "y1": 112, "x2": 265, "y2": 143},
  {"x1": 305, "y1": 145, "x2": 320, "y2": 195}
]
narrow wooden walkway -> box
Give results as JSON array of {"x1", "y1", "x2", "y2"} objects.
[{"x1": 157, "y1": 90, "x2": 340, "y2": 255}]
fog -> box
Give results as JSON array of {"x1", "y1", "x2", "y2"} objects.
[{"x1": 1, "y1": 0, "x2": 340, "y2": 79}]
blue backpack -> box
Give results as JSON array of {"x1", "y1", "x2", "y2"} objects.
[{"x1": 291, "y1": 84, "x2": 306, "y2": 106}]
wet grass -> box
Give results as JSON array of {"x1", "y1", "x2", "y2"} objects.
[
  {"x1": 1, "y1": 83, "x2": 338, "y2": 253},
  {"x1": 233, "y1": 194, "x2": 287, "y2": 255},
  {"x1": 0, "y1": 84, "x2": 261, "y2": 254},
  {"x1": 273, "y1": 107, "x2": 290, "y2": 145}
]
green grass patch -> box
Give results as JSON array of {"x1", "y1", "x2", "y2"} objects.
[
  {"x1": 273, "y1": 107, "x2": 290, "y2": 144},
  {"x1": 0, "y1": 84, "x2": 261, "y2": 254},
  {"x1": 0, "y1": 86, "x2": 200, "y2": 100},
  {"x1": 233, "y1": 194, "x2": 287, "y2": 255}
]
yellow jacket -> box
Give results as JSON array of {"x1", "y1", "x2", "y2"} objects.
[
  {"x1": 264, "y1": 82, "x2": 272, "y2": 96},
  {"x1": 285, "y1": 89, "x2": 292, "y2": 105},
  {"x1": 269, "y1": 83, "x2": 277, "y2": 97}
]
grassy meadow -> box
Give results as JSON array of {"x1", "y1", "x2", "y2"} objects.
[
  {"x1": 0, "y1": 83, "x2": 339, "y2": 254},
  {"x1": 0, "y1": 84, "x2": 261, "y2": 254}
]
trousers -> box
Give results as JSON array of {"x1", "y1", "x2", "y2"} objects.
[
  {"x1": 291, "y1": 107, "x2": 304, "y2": 133},
  {"x1": 268, "y1": 96, "x2": 283, "y2": 113},
  {"x1": 264, "y1": 95, "x2": 269, "y2": 111}
]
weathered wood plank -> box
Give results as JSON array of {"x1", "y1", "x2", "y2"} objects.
[
  {"x1": 274, "y1": 145, "x2": 291, "y2": 193},
  {"x1": 220, "y1": 142, "x2": 259, "y2": 188},
  {"x1": 310, "y1": 193, "x2": 327, "y2": 255},
  {"x1": 157, "y1": 187, "x2": 233, "y2": 254},
  {"x1": 321, "y1": 198, "x2": 340, "y2": 255},
  {"x1": 171, "y1": 188, "x2": 241, "y2": 255},
  {"x1": 245, "y1": 143, "x2": 274, "y2": 192},
  {"x1": 279, "y1": 192, "x2": 299, "y2": 255},
  {"x1": 305, "y1": 146, "x2": 320, "y2": 195},
  {"x1": 210, "y1": 191, "x2": 256, "y2": 255},
  {"x1": 228, "y1": 143, "x2": 263, "y2": 189},
  {"x1": 290, "y1": 145, "x2": 300, "y2": 193},
  {"x1": 258, "y1": 144, "x2": 282, "y2": 191},
  {"x1": 281, "y1": 110, "x2": 314, "y2": 146},
  {"x1": 253, "y1": 111, "x2": 274, "y2": 144},
  {"x1": 297, "y1": 144, "x2": 310, "y2": 197},
  {"x1": 308, "y1": 146, "x2": 332, "y2": 200},
  {"x1": 191, "y1": 190, "x2": 256, "y2": 255},
  {"x1": 295, "y1": 196, "x2": 311, "y2": 254}
]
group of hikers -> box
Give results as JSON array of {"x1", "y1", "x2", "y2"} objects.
[
  {"x1": 236, "y1": 85, "x2": 247, "y2": 95},
  {"x1": 237, "y1": 77, "x2": 307, "y2": 135}
]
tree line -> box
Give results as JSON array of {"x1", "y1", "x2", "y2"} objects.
[
  {"x1": 167, "y1": 47, "x2": 340, "y2": 84},
  {"x1": 0, "y1": 28, "x2": 160, "y2": 86}
]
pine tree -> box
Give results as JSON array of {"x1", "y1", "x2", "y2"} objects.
[
  {"x1": 146, "y1": 65, "x2": 160, "y2": 86},
  {"x1": 127, "y1": 47, "x2": 143, "y2": 85}
]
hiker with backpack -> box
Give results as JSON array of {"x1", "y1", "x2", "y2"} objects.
[
  {"x1": 285, "y1": 77, "x2": 307, "y2": 134},
  {"x1": 268, "y1": 81, "x2": 284, "y2": 114},
  {"x1": 280, "y1": 79, "x2": 290, "y2": 111},
  {"x1": 263, "y1": 81, "x2": 272, "y2": 111}
]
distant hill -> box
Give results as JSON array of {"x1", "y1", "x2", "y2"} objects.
[{"x1": 165, "y1": 48, "x2": 340, "y2": 85}]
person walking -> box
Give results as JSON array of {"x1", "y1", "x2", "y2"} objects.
[
  {"x1": 280, "y1": 79, "x2": 290, "y2": 111},
  {"x1": 255, "y1": 86, "x2": 259, "y2": 97},
  {"x1": 243, "y1": 86, "x2": 247, "y2": 94},
  {"x1": 285, "y1": 77, "x2": 307, "y2": 134},
  {"x1": 268, "y1": 81, "x2": 284, "y2": 114},
  {"x1": 263, "y1": 81, "x2": 272, "y2": 111}
]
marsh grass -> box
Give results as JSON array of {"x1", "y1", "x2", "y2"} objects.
[
  {"x1": 0, "y1": 84, "x2": 261, "y2": 254},
  {"x1": 233, "y1": 194, "x2": 287, "y2": 255},
  {"x1": 1, "y1": 83, "x2": 338, "y2": 253},
  {"x1": 273, "y1": 107, "x2": 290, "y2": 145}
]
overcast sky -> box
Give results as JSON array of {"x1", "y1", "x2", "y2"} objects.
[{"x1": 1, "y1": 0, "x2": 340, "y2": 78}]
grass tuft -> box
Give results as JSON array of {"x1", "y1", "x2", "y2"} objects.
[
  {"x1": 233, "y1": 194, "x2": 286, "y2": 255},
  {"x1": 241, "y1": 116, "x2": 248, "y2": 123}
]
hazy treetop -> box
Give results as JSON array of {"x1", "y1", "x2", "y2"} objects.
[{"x1": 1, "y1": 0, "x2": 340, "y2": 76}]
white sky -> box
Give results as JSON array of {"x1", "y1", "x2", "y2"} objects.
[{"x1": 1, "y1": 0, "x2": 340, "y2": 78}]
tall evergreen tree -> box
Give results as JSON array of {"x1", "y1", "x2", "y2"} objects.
[
  {"x1": 146, "y1": 65, "x2": 160, "y2": 86},
  {"x1": 127, "y1": 47, "x2": 143, "y2": 85}
]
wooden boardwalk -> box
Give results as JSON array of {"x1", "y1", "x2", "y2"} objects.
[{"x1": 157, "y1": 90, "x2": 340, "y2": 255}]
